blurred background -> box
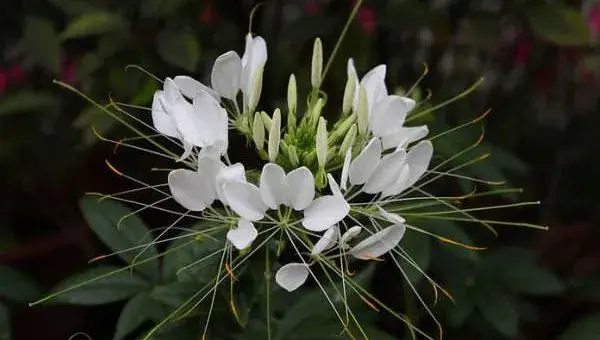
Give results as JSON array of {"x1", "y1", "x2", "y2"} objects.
[{"x1": 1, "y1": 0, "x2": 600, "y2": 339}]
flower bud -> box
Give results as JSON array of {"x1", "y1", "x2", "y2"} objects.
[
  {"x1": 315, "y1": 167, "x2": 327, "y2": 190},
  {"x1": 339, "y1": 124, "x2": 357, "y2": 156},
  {"x1": 288, "y1": 145, "x2": 299, "y2": 166},
  {"x1": 261, "y1": 111, "x2": 272, "y2": 131},
  {"x1": 287, "y1": 74, "x2": 297, "y2": 115},
  {"x1": 310, "y1": 98, "x2": 325, "y2": 127},
  {"x1": 342, "y1": 72, "x2": 356, "y2": 115},
  {"x1": 311, "y1": 38, "x2": 323, "y2": 89},
  {"x1": 357, "y1": 85, "x2": 369, "y2": 135},
  {"x1": 252, "y1": 112, "x2": 265, "y2": 150},
  {"x1": 248, "y1": 65, "x2": 264, "y2": 113},
  {"x1": 329, "y1": 114, "x2": 355, "y2": 143},
  {"x1": 316, "y1": 117, "x2": 328, "y2": 168},
  {"x1": 268, "y1": 108, "x2": 281, "y2": 162}
]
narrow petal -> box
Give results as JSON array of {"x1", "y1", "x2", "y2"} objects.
[
  {"x1": 311, "y1": 225, "x2": 339, "y2": 256},
  {"x1": 370, "y1": 96, "x2": 413, "y2": 137},
  {"x1": 197, "y1": 156, "x2": 226, "y2": 197},
  {"x1": 260, "y1": 163, "x2": 288, "y2": 209},
  {"x1": 286, "y1": 167, "x2": 315, "y2": 210},
  {"x1": 381, "y1": 165, "x2": 411, "y2": 197},
  {"x1": 340, "y1": 148, "x2": 352, "y2": 191},
  {"x1": 377, "y1": 206, "x2": 406, "y2": 224},
  {"x1": 349, "y1": 224, "x2": 406, "y2": 260},
  {"x1": 227, "y1": 219, "x2": 258, "y2": 250},
  {"x1": 173, "y1": 75, "x2": 219, "y2": 100},
  {"x1": 405, "y1": 140, "x2": 434, "y2": 188},
  {"x1": 216, "y1": 163, "x2": 246, "y2": 205},
  {"x1": 349, "y1": 138, "x2": 382, "y2": 185},
  {"x1": 179, "y1": 91, "x2": 227, "y2": 150},
  {"x1": 347, "y1": 58, "x2": 360, "y2": 113},
  {"x1": 327, "y1": 173, "x2": 343, "y2": 197},
  {"x1": 211, "y1": 51, "x2": 242, "y2": 100},
  {"x1": 360, "y1": 64, "x2": 387, "y2": 110},
  {"x1": 168, "y1": 169, "x2": 215, "y2": 211},
  {"x1": 381, "y1": 125, "x2": 429, "y2": 150},
  {"x1": 275, "y1": 263, "x2": 310, "y2": 292},
  {"x1": 363, "y1": 148, "x2": 407, "y2": 194},
  {"x1": 302, "y1": 195, "x2": 349, "y2": 232},
  {"x1": 223, "y1": 181, "x2": 267, "y2": 221},
  {"x1": 151, "y1": 91, "x2": 180, "y2": 138},
  {"x1": 241, "y1": 36, "x2": 267, "y2": 101},
  {"x1": 340, "y1": 226, "x2": 362, "y2": 249}
]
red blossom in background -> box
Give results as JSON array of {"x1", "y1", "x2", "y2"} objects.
[
  {"x1": 0, "y1": 70, "x2": 7, "y2": 95},
  {"x1": 7, "y1": 65, "x2": 26, "y2": 85},
  {"x1": 200, "y1": 1, "x2": 218, "y2": 26},
  {"x1": 357, "y1": 4, "x2": 376, "y2": 35},
  {"x1": 588, "y1": 3, "x2": 600, "y2": 33},
  {"x1": 60, "y1": 58, "x2": 78, "y2": 85},
  {"x1": 303, "y1": 0, "x2": 322, "y2": 16},
  {"x1": 514, "y1": 39, "x2": 532, "y2": 66}
]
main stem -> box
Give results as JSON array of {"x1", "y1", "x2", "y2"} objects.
[{"x1": 265, "y1": 246, "x2": 272, "y2": 340}]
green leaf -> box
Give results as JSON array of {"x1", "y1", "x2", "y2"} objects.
[
  {"x1": 61, "y1": 12, "x2": 125, "y2": 40},
  {"x1": 0, "y1": 303, "x2": 9, "y2": 340},
  {"x1": 150, "y1": 281, "x2": 199, "y2": 308},
  {"x1": 559, "y1": 313, "x2": 600, "y2": 340},
  {"x1": 161, "y1": 231, "x2": 224, "y2": 283},
  {"x1": 583, "y1": 54, "x2": 600, "y2": 75},
  {"x1": 0, "y1": 266, "x2": 41, "y2": 303},
  {"x1": 400, "y1": 230, "x2": 431, "y2": 283},
  {"x1": 114, "y1": 292, "x2": 161, "y2": 340},
  {"x1": 458, "y1": 17, "x2": 502, "y2": 47},
  {"x1": 157, "y1": 29, "x2": 200, "y2": 72},
  {"x1": 51, "y1": 266, "x2": 149, "y2": 305},
  {"x1": 23, "y1": 16, "x2": 61, "y2": 73},
  {"x1": 49, "y1": 0, "x2": 101, "y2": 16},
  {"x1": 141, "y1": 0, "x2": 191, "y2": 18},
  {"x1": 79, "y1": 197, "x2": 159, "y2": 280},
  {"x1": 0, "y1": 91, "x2": 59, "y2": 117},
  {"x1": 477, "y1": 291, "x2": 519, "y2": 337},
  {"x1": 528, "y1": 4, "x2": 591, "y2": 46}
]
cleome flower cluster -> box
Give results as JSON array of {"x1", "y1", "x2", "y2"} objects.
[{"x1": 152, "y1": 32, "x2": 433, "y2": 293}]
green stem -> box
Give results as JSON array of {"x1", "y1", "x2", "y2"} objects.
[{"x1": 265, "y1": 246, "x2": 273, "y2": 340}]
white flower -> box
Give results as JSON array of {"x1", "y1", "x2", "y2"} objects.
[
  {"x1": 226, "y1": 219, "x2": 258, "y2": 250},
  {"x1": 369, "y1": 95, "x2": 429, "y2": 150},
  {"x1": 152, "y1": 78, "x2": 229, "y2": 158},
  {"x1": 302, "y1": 174, "x2": 350, "y2": 232},
  {"x1": 275, "y1": 262, "x2": 310, "y2": 292},
  {"x1": 381, "y1": 140, "x2": 434, "y2": 197},
  {"x1": 347, "y1": 224, "x2": 406, "y2": 260},
  {"x1": 347, "y1": 58, "x2": 388, "y2": 115},
  {"x1": 310, "y1": 225, "x2": 339, "y2": 256}
]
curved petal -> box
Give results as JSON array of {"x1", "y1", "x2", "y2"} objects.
[
  {"x1": 378, "y1": 206, "x2": 406, "y2": 224},
  {"x1": 347, "y1": 58, "x2": 360, "y2": 112},
  {"x1": 197, "y1": 156, "x2": 226, "y2": 196},
  {"x1": 405, "y1": 140, "x2": 433, "y2": 188},
  {"x1": 183, "y1": 92, "x2": 228, "y2": 151},
  {"x1": 349, "y1": 224, "x2": 406, "y2": 260},
  {"x1": 275, "y1": 263, "x2": 309, "y2": 292},
  {"x1": 151, "y1": 91, "x2": 180, "y2": 138},
  {"x1": 381, "y1": 164, "x2": 411, "y2": 197},
  {"x1": 173, "y1": 75, "x2": 219, "y2": 100},
  {"x1": 302, "y1": 195, "x2": 349, "y2": 232},
  {"x1": 168, "y1": 169, "x2": 215, "y2": 211},
  {"x1": 370, "y1": 96, "x2": 413, "y2": 137},
  {"x1": 223, "y1": 181, "x2": 267, "y2": 221},
  {"x1": 241, "y1": 36, "x2": 267, "y2": 100},
  {"x1": 286, "y1": 167, "x2": 315, "y2": 210},
  {"x1": 349, "y1": 138, "x2": 381, "y2": 185},
  {"x1": 227, "y1": 219, "x2": 258, "y2": 250},
  {"x1": 216, "y1": 163, "x2": 246, "y2": 205},
  {"x1": 211, "y1": 51, "x2": 242, "y2": 100},
  {"x1": 381, "y1": 125, "x2": 429, "y2": 150},
  {"x1": 311, "y1": 225, "x2": 339, "y2": 256},
  {"x1": 260, "y1": 163, "x2": 288, "y2": 209},
  {"x1": 340, "y1": 226, "x2": 362, "y2": 249},
  {"x1": 363, "y1": 148, "x2": 407, "y2": 194},
  {"x1": 340, "y1": 148, "x2": 352, "y2": 191},
  {"x1": 360, "y1": 64, "x2": 387, "y2": 110},
  {"x1": 327, "y1": 173, "x2": 343, "y2": 197}
]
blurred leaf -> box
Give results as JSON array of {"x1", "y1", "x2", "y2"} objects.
[
  {"x1": 528, "y1": 4, "x2": 591, "y2": 46},
  {"x1": 400, "y1": 231, "x2": 431, "y2": 283},
  {"x1": 61, "y1": 12, "x2": 125, "y2": 40},
  {"x1": 49, "y1": 0, "x2": 101, "y2": 16},
  {"x1": 73, "y1": 106, "x2": 116, "y2": 147},
  {"x1": 51, "y1": 266, "x2": 149, "y2": 305},
  {"x1": 157, "y1": 29, "x2": 200, "y2": 72},
  {"x1": 0, "y1": 304, "x2": 8, "y2": 340},
  {"x1": 0, "y1": 91, "x2": 59, "y2": 117},
  {"x1": 150, "y1": 281, "x2": 199, "y2": 308},
  {"x1": 79, "y1": 197, "x2": 159, "y2": 280},
  {"x1": 572, "y1": 274, "x2": 600, "y2": 301},
  {"x1": 23, "y1": 16, "x2": 61, "y2": 73},
  {"x1": 477, "y1": 291, "x2": 518, "y2": 337},
  {"x1": 0, "y1": 266, "x2": 41, "y2": 303},
  {"x1": 131, "y1": 79, "x2": 161, "y2": 106},
  {"x1": 559, "y1": 313, "x2": 600, "y2": 340},
  {"x1": 141, "y1": 0, "x2": 190, "y2": 18},
  {"x1": 76, "y1": 53, "x2": 102, "y2": 80},
  {"x1": 458, "y1": 17, "x2": 502, "y2": 47},
  {"x1": 115, "y1": 292, "x2": 161, "y2": 340},
  {"x1": 583, "y1": 54, "x2": 600, "y2": 75},
  {"x1": 447, "y1": 298, "x2": 474, "y2": 327}
]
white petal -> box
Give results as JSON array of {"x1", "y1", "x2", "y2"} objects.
[
  {"x1": 381, "y1": 164, "x2": 411, "y2": 197},
  {"x1": 275, "y1": 263, "x2": 309, "y2": 292},
  {"x1": 260, "y1": 163, "x2": 288, "y2": 209},
  {"x1": 286, "y1": 167, "x2": 315, "y2": 210},
  {"x1": 340, "y1": 148, "x2": 352, "y2": 191},
  {"x1": 381, "y1": 125, "x2": 429, "y2": 150},
  {"x1": 405, "y1": 140, "x2": 434, "y2": 188},
  {"x1": 211, "y1": 51, "x2": 242, "y2": 100},
  {"x1": 182, "y1": 92, "x2": 228, "y2": 151},
  {"x1": 363, "y1": 148, "x2": 407, "y2": 194},
  {"x1": 349, "y1": 224, "x2": 406, "y2": 260},
  {"x1": 241, "y1": 34, "x2": 253, "y2": 68},
  {"x1": 177, "y1": 140, "x2": 194, "y2": 162},
  {"x1": 227, "y1": 219, "x2": 258, "y2": 250},
  {"x1": 349, "y1": 138, "x2": 382, "y2": 185},
  {"x1": 241, "y1": 36, "x2": 267, "y2": 100},
  {"x1": 377, "y1": 206, "x2": 406, "y2": 224},
  {"x1": 151, "y1": 91, "x2": 180, "y2": 138},
  {"x1": 347, "y1": 58, "x2": 360, "y2": 112},
  {"x1": 215, "y1": 163, "x2": 246, "y2": 205},
  {"x1": 311, "y1": 225, "x2": 339, "y2": 256},
  {"x1": 340, "y1": 226, "x2": 362, "y2": 249},
  {"x1": 302, "y1": 195, "x2": 349, "y2": 232},
  {"x1": 370, "y1": 96, "x2": 413, "y2": 137},
  {"x1": 360, "y1": 64, "x2": 387, "y2": 110},
  {"x1": 327, "y1": 173, "x2": 343, "y2": 197},
  {"x1": 197, "y1": 156, "x2": 226, "y2": 196},
  {"x1": 223, "y1": 181, "x2": 267, "y2": 221},
  {"x1": 168, "y1": 169, "x2": 215, "y2": 211},
  {"x1": 173, "y1": 75, "x2": 219, "y2": 100}
]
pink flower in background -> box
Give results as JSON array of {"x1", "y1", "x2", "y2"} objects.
[
  {"x1": 304, "y1": 0, "x2": 322, "y2": 16},
  {"x1": 358, "y1": 5, "x2": 376, "y2": 35},
  {"x1": 200, "y1": 1, "x2": 218, "y2": 26},
  {"x1": 0, "y1": 70, "x2": 7, "y2": 95},
  {"x1": 588, "y1": 4, "x2": 600, "y2": 33},
  {"x1": 7, "y1": 65, "x2": 26, "y2": 84},
  {"x1": 514, "y1": 39, "x2": 532, "y2": 66},
  {"x1": 60, "y1": 58, "x2": 78, "y2": 85}
]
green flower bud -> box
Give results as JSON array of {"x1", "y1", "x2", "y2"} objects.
[
  {"x1": 261, "y1": 111, "x2": 272, "y2": 131},
  {"x1": 315, "y1": 167, "x2": 327, "y2": 190},
  {"x1": 311, "y1": 38, "x2": 323, "y2": 89},
  {"x1": 316, "y1": 117, "x2": 328, "y2": 168},
  {"x1": 248, "y1": 65, "x2": 264, "y2": 114},
  {"x1": 342, "y1": 72, "x2": 356, "y2": 115},
  {"x1": 310, "y1": 98, "x2": 325, "y2": 127},
  {"x1": 252, "y1": 112, "x2": 265, "y2": 150},
  {"x1": 288, "y1": 145, "x2": 299, "y2": 167},
  {"x1": 268, "y1": 108, "x2": 281, "y2": 162},
  {"x1": 357, "y1": 85, "x2": 369, "y2": 135},
  {"x1": 339, "y1": 123, "x2": 357, "y2": 156},
  {"x1": 329, "y1": 114, "x2": 355, "y2": 144},
  {"x1": 287, "y1": 74, "x2": 297, "y2": 115}
]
